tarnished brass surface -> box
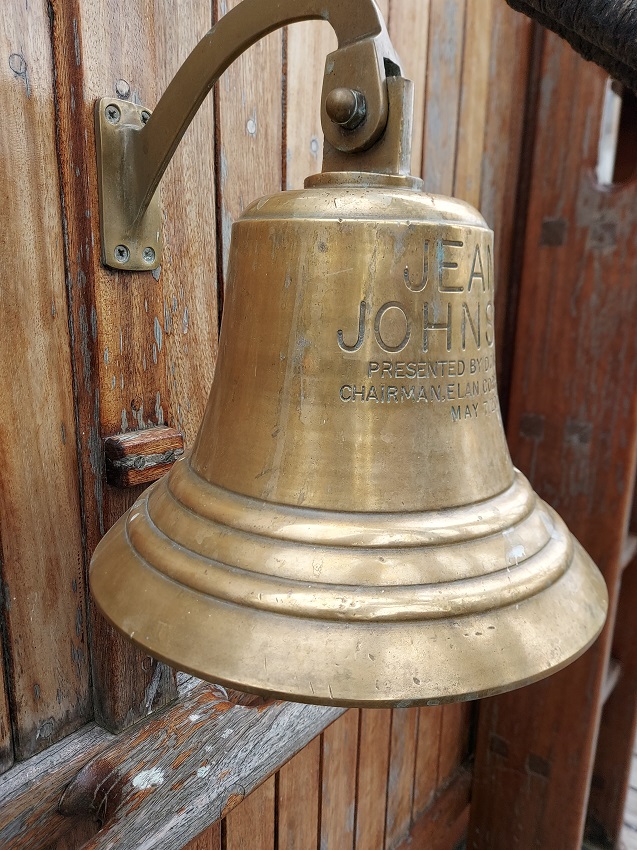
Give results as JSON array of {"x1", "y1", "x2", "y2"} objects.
[{"x1": 90, "y1": 181, "x2": 608, "y2": 705}]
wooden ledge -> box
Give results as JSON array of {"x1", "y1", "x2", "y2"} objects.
[{"x1": 0, "y1": 676, "x2": 344, "y2": 850}]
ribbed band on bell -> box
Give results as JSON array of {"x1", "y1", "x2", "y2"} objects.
[{"x1": 506, "y1": 0, "x2": 637, "y2": 92}]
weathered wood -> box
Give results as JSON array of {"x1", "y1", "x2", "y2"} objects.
[
  {"x1": 386, "y1": 0, "x2": 430, "y2": 177},
  {"x1": 277, "y1": 737, "x2": 320, "y2": 850},
  {"x1": 321, "y1": 710, "x2": 359, "y2": 850},
  {"x1": 396, "y1": 767, "x2": 471, "y2": 850},
  {"x1": 49, "y1": 819, "x2": 100, "y2": 850},
  {"x1": 215, "y1": 0, "x2": 283, "y2": 290},
  {"x1": 104, "y1": 426, "x2": 184, "y2": 487},
  {"x1": 412, "y1": 706, "x2": 442, "y2": 819},
  {"x1": 0, "y1": 677, "x2": 344, "y2": 850},
  {"x1": 587, "y1": 555, "x2": 637, "y2": 846},
  {"x1": 225, "y1": 776, "x2": 275, "y2": 850},
  {"x1": 0, "y1": 721, "x2": 112, "y2": 850},
  {"x1": 469, "y1": 32, "x2": 637, "y2": 850},
  {"x1": 51, "y1": 0, "x2": 222, "y2": 731},
  {"x1": 355, "y1": 709, "x2": 392, "y2": 850},
  {"x1": 0, "y1": 0, "x2": 90, "y2": 760},
  {"x1": 384, "y1": 708, "x2": 419, "y2": 850},
  {"x1": 286, "y1": 21, "x2": 337, "y2": 190},
  {"x1": 422, "y1": 0, "x2": 466, "y2": 195},
  {"x1": 454, "y1": 0, "x2": 494, "y2": 207}
]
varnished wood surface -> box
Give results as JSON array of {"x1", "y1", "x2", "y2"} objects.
[
  {"x1": 276, "y1": 738, "x2": 321, "y2": 850},
  {"x1": 469, "y1": 30, "x2": 637, "y2": 850},
  {"x1": 0, "y1": 0, "x2": 90, "y2": 761},
  {"x1": 587, "y1": 554, "x2": 637, "y2": 845}
]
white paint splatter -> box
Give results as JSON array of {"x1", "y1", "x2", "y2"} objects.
[
  {"x1": 132, "y1": 768, "x2": 165, "y2": 789},
  {"x1": 197, "y1": 765, "x2": 211, "y2": 778},
  {"x1": 189, "y1": 713, "x2": 201, "y2": 722}
]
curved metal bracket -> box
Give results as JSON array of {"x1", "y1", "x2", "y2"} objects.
[{"x1": 95, "y1": 0, "x2": 400, "y2": 270}]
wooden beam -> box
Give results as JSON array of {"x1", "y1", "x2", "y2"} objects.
[{"x1": 0, "y1": 677, "x2": 344, "y2": 850}]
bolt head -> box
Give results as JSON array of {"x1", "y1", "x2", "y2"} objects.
[
  {"x1": 325, "y1": 88, "x2": 366, "y2": 130},
  {"x1": 141, "y1": 110, "x2": 151, "y2": 125},
  {"x1": 142, "y1": 247, "x2": 156, "y2": 265},
  {"x1": 114, "y1": 244, "x2": 130, "y2": 263},
  {"x1": 105, "y1": 103, "x2": 121, "y2": 125}
]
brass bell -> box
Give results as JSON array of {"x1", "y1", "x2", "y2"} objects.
[{"x1": 90, "y1": 0, "x2": 607, "y2": 706}]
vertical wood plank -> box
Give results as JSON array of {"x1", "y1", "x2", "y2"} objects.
[
  {"x1": 454, "y1": 0, "x2": 494, "y2": 206},
  {"x1": 384, "y1": 708, "x2": 419, "y2": 850},
  {"x1": 437, "y1": 703, "x2": 471, "y2": 787},
  {"x1": 321, "y1": 710, "x2": 359, "y2": 850},
  {"x1": 277, "y1": 737, "x2": 320, "y2": 850},
  {"x1": 184, "y1": 820, "x2": 222, "y2": 850},
  {"x1": 422, "y1": 0, "x2": 466, "y2": 194},
  {"x1": 469, "y1": 32, "x2": 637, "y2": 850},
  {"x1": 412, "y1": 706, "x2": 442, "y2": 818},
  {"x1": 224, "y1": 776, "x2": 275, "y2": 850},
  {"x1": 386, "y1": 0, "x2": 430, "y2": 177},
  {"x1": 478, "y1": 4, "x2": 533, "y2": 393},
  {"x1": 587, "y1": 556, "x2": 637, "y2": 845},
  {"x1": 0, "y1": 0, "x2": 90, "y2": 759},
  {"x1": 215, "y1": 0, "x2": 283, "y2": 287},
  {"x1": 286, "y1": 21, "x2": 336, "y2": 190},
  {"x1": 50, "y1": 0, "x2": 219, "y2": 731},
  {"x1": 355, "y1": 709, "x2": 392, "y2": 850}
]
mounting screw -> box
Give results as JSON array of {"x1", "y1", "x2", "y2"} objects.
[
  {"x1": 325, "y1": 88, "x2": 366, "y2": 130},
  {"x1": 115, "y1": 79, "x2": 130, "y2": 98},
  {"x1": 141, "y1": 110, "x2": 151, "y2": 125},
  {"x1": 142, "y1": 247, "x2": 156, "y2": 265},
  {"x1": 114, "y1": 244, "x2": 130, "y2": 264},
  {"x1": 105, "y1": 103, "x2": 121, "y2": 125}
]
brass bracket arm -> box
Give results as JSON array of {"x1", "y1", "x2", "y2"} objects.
[{"x1": 95, "y1": 0, "x2": 400, "y2": 270}]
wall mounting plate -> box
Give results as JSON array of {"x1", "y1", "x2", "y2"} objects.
[{"x1": 95, "y1": 97, "x2": 163, "y2": 271}]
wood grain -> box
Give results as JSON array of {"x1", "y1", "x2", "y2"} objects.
[
  {"x1": 587, "y1": 554, "x2": 637, "y2": 845},
  {"x1": 0, "y1": 677, "x2": 344, "y2": 850},
  {"x1": 437, "y1": 703, "x2": 471, "y2": 787},
  {"x1": 355, "y1": 709, "x2": 392, "y2": 850},
  {"x1": 454, "y1": 0, "x2": 494, "y2": 206},
  {"x1": 183, "y1": 821, "x2": 221, "y2": 850},
  {"x1": 214, "y1": 0, "x2": 283, "y2": 290},
  {"x1": 277, "y1": 737, "x2": 320, "y2": 850},
  {"x1": 321, "y1": 710, "x2": 359, "y2": 850},
  {"x1": 286, "y1": 21, "x2": 337, "y2": 190},
  {"x1": 224, "y1": 776, "x2": 275, "y2": 850},
  {"x1": 477, "y1": 3, "x2": 533, "y2": 394},
  {"x1": 49, "y1": 0, "x2": 222, "y2": 731},
  {"x1": 384, "y1": 708, "x2": 419, "y2": 850},
  {"x1": 386, "y1": 0, "x2": 430, "y2": 177},
  {"x1": 396, "y1": 767, "x2": 471, "y2": 850},
  {"x1": 0, "y1": 721, "x2": 111, "y2": 850},
  {"x1": 412, "y1": 706, "x2": 442, "y2": 819},
  {"x1": 0, "y1": 0, "x2": 90, "y2": 761},
  {"x1": 422, "y1": 0, "x2": 466, "y2": 195},
  {"x1": 469, "y1": 32, "x2": 637, "y2": 850}
]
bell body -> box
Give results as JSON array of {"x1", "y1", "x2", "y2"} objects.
[{"x1": 90, "y1": 176, "x2": 607, "y2": 705}]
